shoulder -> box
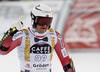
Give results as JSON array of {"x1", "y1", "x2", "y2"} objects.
[
  {"x1": 48, "y1": 28, "x2": 62, "y2": 37},
  {"x1": 23, "y1": 27, "x2": 30, "y2": 33},
  {"x1": 55, "y1": 31, "x2": 62, "y2": 39},
  {"x1": 13, "y1": 27, "x2": 30, "y2": 40},
  {"x1": 12, "y1": 30, "x2": 23, "y2": 40},
  {"x1": 12, "y1": 27, "x2": 31, "y2": 41},
  {"x1": 55, "y1": 31, "x2": 61, "y2": 36},
  {"x1": 13, "y1": 30, "x2": 23, "y2": 37},
  {"x1": 55, "y1": 31, "x2": 64, "y2": 42},
  {"x1": 49, "y1": 28, "x2": 55, "y2": 33},
  {"x1": 48, "y1": 28, "x2": 56, "y2": 36}
]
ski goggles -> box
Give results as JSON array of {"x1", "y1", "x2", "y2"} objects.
[{"x1": 37, "y1": 17, "x2": 53, "y2": 26}]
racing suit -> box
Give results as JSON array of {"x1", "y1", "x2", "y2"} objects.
[{"x1": 0, "y1": 27, "x2": 72, "y2": 72}]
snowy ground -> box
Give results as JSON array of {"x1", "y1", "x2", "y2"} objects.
[
  {"x1": 67, "y1": 50, "x2": 100, "y2": 72},
  {"x1": 0, "y1": 49, "x2": 100, "y2": 72}
]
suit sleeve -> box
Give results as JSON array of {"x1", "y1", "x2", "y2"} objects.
[
  {"x1": 0, "y1": 31, "x2": 23, "y2": 55},
  {"x1": 54, "y1": 31, "x2": 72, "y2": 72}
]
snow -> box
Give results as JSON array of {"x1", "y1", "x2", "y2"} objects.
[{"x1": 68, "y1": 51, "x2": 100, "y2": 72}]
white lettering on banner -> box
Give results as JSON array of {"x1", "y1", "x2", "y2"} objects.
[
  {"x1": 61, "y1": 48, "x2": 68, "y2": 58},
  {"x1": 73, "y1": 1, "x2": 100, "y2": 9},
  {"x1": 71, "y1": 0, "x2": 100, "y2": 13},
  {"x1": 65, "y1": 18, "x2": 99, "y2": 42}
]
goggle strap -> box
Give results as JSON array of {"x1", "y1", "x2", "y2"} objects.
[{"x1": 31, "y1": 12, "x2": 38, "y2": 24}]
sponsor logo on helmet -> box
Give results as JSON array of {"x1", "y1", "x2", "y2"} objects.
[
  {"x1": 35, "y1": 5, "x2": 51, "y2": 13},
  {"x1": 42, "y1": 11, "x2": 51, "y2": 13}
]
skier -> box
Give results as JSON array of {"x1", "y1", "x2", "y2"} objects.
[{"x1": 0, "y1": 4, "x2": 75, "y2": 72}]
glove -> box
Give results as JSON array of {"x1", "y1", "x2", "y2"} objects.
[
  {"x1": 11, "y1": 16, "x2": 24, "y2": 30},
  {"x1": 0, "y1": 27, "x2": 18, "y2": 47},
  {"x1": 0, "y1": 16, "x2": 24, "y2": 47}
]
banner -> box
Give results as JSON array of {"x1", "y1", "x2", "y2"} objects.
[{"x1": 63, "y1": 0, "x2": 100, "y2": 49}]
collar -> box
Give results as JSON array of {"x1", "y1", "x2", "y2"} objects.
[{"x1": 28, "y1": 27, "x2": 48, "y2": 38}]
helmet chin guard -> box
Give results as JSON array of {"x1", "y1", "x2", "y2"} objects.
[{"x1": 30, "y1": 4, "x2": 53, "y2": 28}]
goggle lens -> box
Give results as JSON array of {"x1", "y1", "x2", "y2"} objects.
[{"x1": 37, "y1": 17, "x2": 52, "y2": 26}]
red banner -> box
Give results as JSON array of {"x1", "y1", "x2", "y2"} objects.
[{"x1": 63, "y1": 0, "x2": 100, "y2": 49}]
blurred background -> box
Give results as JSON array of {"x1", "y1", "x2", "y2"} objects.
[{"x1": 0, "y1": 0, "x2": 100, "y2": 72}]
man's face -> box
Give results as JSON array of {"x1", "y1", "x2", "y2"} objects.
[{"x1": 36, "y1": 24, "x2": 49, "y2": 33}]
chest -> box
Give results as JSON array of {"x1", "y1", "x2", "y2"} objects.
[
  {"x1": 29, "y1": 36, "x2": 53, "y2": 54},
  {"x1": 19, "y1": 33, "x2": 55, "y2": 60}
]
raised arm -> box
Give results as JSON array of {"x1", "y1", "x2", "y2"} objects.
[
  {"x1": 0, "y1": 27, "x2": 23, "y2": 55},
  {"x1": 0, "y1": 17, "x2": 24, "y2": 55}
]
